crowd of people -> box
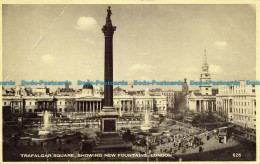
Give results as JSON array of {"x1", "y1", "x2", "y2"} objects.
[
  {"x1": 147, "y1": 130, "x2": 208, "y2": 154},
  {"x1": 131, "y1": 120, "x2": 226, "y2": 155}
]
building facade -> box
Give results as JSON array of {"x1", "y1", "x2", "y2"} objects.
[
  {"x1": 216, "y1": 81, "x2": 256, "y2": 129},
  {"x1": 150, "y1": 88, "x2": 175, "y2": 109},
  {"x1": 188, "y1": 50, "x2": 217, "y2": 112},
  {"x1": 2, "y1": 85, "x2": 168, "y2": 116}
]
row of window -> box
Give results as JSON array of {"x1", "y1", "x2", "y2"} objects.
[
  {"x1": 234, "y1": 101, "x2": 251, "y2": 107},
  {"x1": 220, "y1": 89, "x2": 255, "y2": 95},
  {"x1": 4, "y1": 100, "x2": 167, "y2": 106},
  {"x1": 162, "y1": 93, "x2": 174, "y2": 96},
  {"x1": 216, "y1": 100, "x2": 256, "y2": 107},
  {"x1": 167, "y1": 97, "x2": 174, "y2": 101},
  {"x1": 23, "y1": 106, "x2": 167, "y2": 113},
  {"x1": 234, "y1": 108, "x2": 256, "y2": 115},
  {"x1": 233, "y1": 114, "x2": 256, "y2": 121}
]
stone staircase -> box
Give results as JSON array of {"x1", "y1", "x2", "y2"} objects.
[{"x1": 93, "y1": 133, "x2": 132, "y2": 153}]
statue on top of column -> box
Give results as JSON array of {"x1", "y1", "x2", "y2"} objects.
[
  {"x1": 107, "y1": 6, "x2": 112, "y2": 19},
  {"x1": 103, "y1": 6, "x2": 116, "y2": 35}
]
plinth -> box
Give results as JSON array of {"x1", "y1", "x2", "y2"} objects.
[{"x1": 99, "y1": 106, "x2": 119, "y2": 133}]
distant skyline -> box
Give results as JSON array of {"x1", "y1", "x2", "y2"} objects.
[{"x1": 3, "y1": 4, "x2": 256, "y2": 90}]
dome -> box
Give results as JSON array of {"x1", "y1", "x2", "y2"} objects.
[{"x1": 83, "y1": 84, "x2": 93, "y2": 89}]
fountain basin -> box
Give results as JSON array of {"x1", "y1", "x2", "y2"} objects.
[
  {"x1": 38, "y1": 130, "x2": 51, "y2": 136},
  {"x1": 31, "y1": 136, "x2": 57, "y2": 141},
  {"x1": 140, "y1": 125, "x2": 151, "y2": 131}
]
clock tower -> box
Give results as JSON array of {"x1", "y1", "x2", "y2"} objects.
[{"x1": 199, "y1": 49, "x2": 212, "y2": 95}]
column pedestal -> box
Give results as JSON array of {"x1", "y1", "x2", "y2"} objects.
[{"x1": 99, "y1": 106, "x2": 118, "y2": 133}]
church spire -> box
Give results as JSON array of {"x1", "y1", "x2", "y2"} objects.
[
  {"x1": 202, "y1": 49, "x2": 209, "y2": 73},
  {"x1": 199, "y1": 49, "x2": 212, "y2": 95},
  {"x1": 203, "y1": 49, "x2": 208, "y2": 66}
]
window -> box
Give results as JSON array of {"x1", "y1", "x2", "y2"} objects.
[
  {"x1": 30, "y1": 102, "x2": 32, "y2": 105},
  {"x1": 35, "y1": 102, "x2": 37, "y2": 105},
  {"x1": 4, "y1": 102, "x2": 6, "y2": 105}
]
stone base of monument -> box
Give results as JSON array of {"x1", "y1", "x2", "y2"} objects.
[
  {"x1": 93, "y1": 106, "x2": 132, "y2": 153},
  {"x1": 93, "y1": 133, "x2": 132, "y2": 153},
  {"x1": 99, "y1": 106, "x2": 119, "y2": 133}
]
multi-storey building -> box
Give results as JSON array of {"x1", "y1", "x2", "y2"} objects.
[
  {"x1": 2, "y1": 85, "x2": 168, "y2": 116},
  {"x1": 150, "y1": 88, "x2": 175, "y2": 109},
  {"x1": 161, "y1": 91, "x2": 175, "y2": 108},
  {"x1": 216, "y1": 81, "x2": 256, "y2": 129}
]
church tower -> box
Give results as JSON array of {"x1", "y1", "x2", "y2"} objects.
[
  {"x1": 199, "y1": 49, "x2": 212, "y2": 95},
  {"x1": 182, "y1": 78, "x2": 189, "y2": 94}
]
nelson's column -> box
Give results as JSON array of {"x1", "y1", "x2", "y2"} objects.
[{"x1": 99, "y1": 6, "x2": 118, "y2": 133}]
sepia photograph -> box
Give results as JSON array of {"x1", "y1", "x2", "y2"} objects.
[{"x1": 1, "y1": 2, "x2": 258, "y2": 162}]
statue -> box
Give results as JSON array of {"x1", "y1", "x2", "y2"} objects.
[
  {"x1": 102, "y1": 6, "x2": 116, "y2": 35},
  {"x1": 107, "y1": 6, "x2": 112, "y2": 19}
]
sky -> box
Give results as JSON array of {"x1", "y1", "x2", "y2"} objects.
[{"x1": 2, "y1": 4, "x2": 256, "y2": 90}]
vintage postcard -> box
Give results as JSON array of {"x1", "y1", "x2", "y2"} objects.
[{"x1": 0, "y1": 0, "x2": 259, "y2": 163}]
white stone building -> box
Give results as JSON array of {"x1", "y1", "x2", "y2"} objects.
[{"x1": 216, "y1": 81, "x2": 256, "y2": 129}]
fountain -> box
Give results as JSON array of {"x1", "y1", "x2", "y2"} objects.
[
  {"x1": 12, "y1": 109, "x2": 86, "y2": 147},
  {"x1": 38, "y1": 110, "x2": 51, "y2": 136},
  {"x1": 145, "y1": 109, "x2": 149, "y2": 125},
  {"x1": 140, "y1": 108, "x2": 151, "y2": 131}
]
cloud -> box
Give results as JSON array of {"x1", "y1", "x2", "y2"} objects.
[
  {"x1": 75, "y1": 17, "x2": 98, "y2": 31},
  {"x1": 209, "y1": 64, "x2": 223, "y2": 74},
  {"x1": 41, "y1": 55, "x2": 54, "y2": 63},
  {"x1": 214, "y1": 41, "x2": 228, "y2": 48}
]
